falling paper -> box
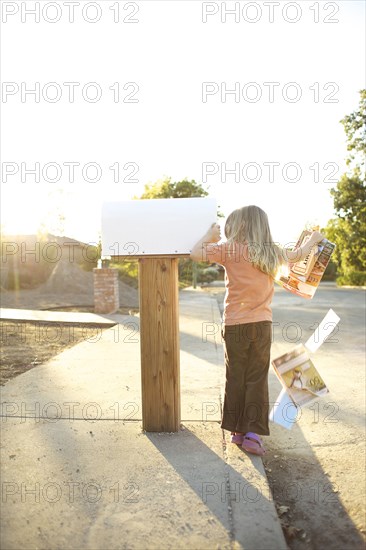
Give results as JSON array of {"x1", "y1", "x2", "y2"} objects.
[
  {"x1": 271, "y1": 344, "x2": 329, "y2": 407},
  {"x1": 270, "y1": 309, "x2": 340, "y2": 428},
  {"x1": 304, "y1": 308, "x2": 340, "y2": 353},
  {"x1": 269, "y1": 388, "x2": 298, "y2": 430}
]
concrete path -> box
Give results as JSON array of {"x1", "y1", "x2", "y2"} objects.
[
  {"x1": 0, "y1": 289, "x2": 287, "y2": 550},
  {"x1": 0, "y1": 307, "x2": 128, "y2": 327}
]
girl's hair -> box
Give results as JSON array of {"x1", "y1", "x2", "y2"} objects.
[{"x1": 224, "y1": 205, "x2": 283, "y2": 277}]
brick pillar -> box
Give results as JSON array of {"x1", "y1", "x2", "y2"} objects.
[{"x1": 93, "y1": 268, "x2": 119, "y2": 314}]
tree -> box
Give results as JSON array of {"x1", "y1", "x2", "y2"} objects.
[
  {"x1": 341, "y1": 89, "x2": 366, "y2": 167},
  {"x1": 324, "y1": 90, "x2": 366, "y2": 285},
  {"x1": 138, "y1": 176, "x2": 209, "y2": 199}
]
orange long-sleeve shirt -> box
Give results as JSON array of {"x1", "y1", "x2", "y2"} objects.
[{"x1": 206, "y1": 241, "x2": 274, "y2": 325}]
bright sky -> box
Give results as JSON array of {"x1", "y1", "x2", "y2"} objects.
[{"x1": 1, "y1": 0, "x2": 365, "y2": 246}]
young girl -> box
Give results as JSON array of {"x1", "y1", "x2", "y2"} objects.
[{"x1": 190, "y1": 205, "x2": 324, "y2": 456}]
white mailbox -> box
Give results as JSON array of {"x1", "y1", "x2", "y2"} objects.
[{"x1": 101, "y1": 197, "x2": 217, "y2": 257}]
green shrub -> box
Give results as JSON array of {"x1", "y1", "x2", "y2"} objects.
[
  {"x1": 197, "y1": 266, "x2": 220, "y2": 284},
  {"x1": 336, "y1": 271, "x2": 366, "y2": 286},
  {"x1": 110, "y1": 259, "x2": 139, "y2": 289},
  {"x1": 108, "y1": 258, "x2": 223, "y2": 290},
  {"x1": 178, "y1": 258, "x2": 193, "y2": 287},
  {"x1": 321, "y1": 259, "x2": 338, "y2": 281}
]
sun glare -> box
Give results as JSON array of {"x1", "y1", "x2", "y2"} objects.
[{"x1": 1, "y1": 187, "x2": 45, "y2": 236}]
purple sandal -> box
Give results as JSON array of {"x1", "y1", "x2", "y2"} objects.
[
  {"x1": 231, "y1": 433, "x2": 245, "y2": 445},
  {"x1": 242, "y1": 432, "x2": 266, "y2": 456}
]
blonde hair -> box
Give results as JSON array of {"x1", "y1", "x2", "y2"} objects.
[{"x1": 224, "y1": 205, "x2": 283, "y2": 277}]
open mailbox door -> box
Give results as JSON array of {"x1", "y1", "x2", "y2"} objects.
[{"x1": 101, "y1": 197, "x2": 217, "y2": 257}]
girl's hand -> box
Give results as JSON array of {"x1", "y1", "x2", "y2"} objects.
[
  {"x1": 190, "y1": 223, "x2": 221, "y2": 262},
  {"x1": 310, "y1": 230, "x2": 325, "y2": 244},
  {"x1": 284, "y1": 230, "x2": 325, "y2": 263},
  {"x1": 205, "y1": 223, "x2": 221, "y2": 243}
]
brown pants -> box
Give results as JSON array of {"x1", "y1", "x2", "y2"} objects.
[{"x1": 221, "y1": 321, "x2": 272, "y2": 436}]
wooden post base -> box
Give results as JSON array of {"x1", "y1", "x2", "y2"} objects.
[{"x1": 138, "y1": 257, "x2": 181, "y2": 432}]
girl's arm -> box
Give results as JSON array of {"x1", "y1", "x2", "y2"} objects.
[
  {"x1": 190, "y1": 223, "x2": 221, "y2": 262},
  {"x1": 282, "y1": 230, "x2": 325, "y2": 263}
]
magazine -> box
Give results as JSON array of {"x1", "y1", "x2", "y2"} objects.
[
  {"x1": 271, "y1": 344, "x2": 329, "y2": 407},
  {"x1": 276, "y1": 229, "x2": 336, "y2": 299}
]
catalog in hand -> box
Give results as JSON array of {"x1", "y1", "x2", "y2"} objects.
[{"x1": 276, "y1": 229, "x2": 336, "y2": 299}]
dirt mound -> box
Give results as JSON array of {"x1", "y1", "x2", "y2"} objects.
[
  {"x1": 118, "y1": 280, "x2": 139, "y2": 308},
  {"x1": 0, "y1": 261, "x2": 139, "y2": 310},
  {"x1": 43, "y1": 259, "x2": 94, "y2": 293},
  {"x1": 41, "y1": 260, "x2": 139, "y2": 307}
]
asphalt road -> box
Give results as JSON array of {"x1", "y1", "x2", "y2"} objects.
[
  {"x1": 271, "y1": 284, "x2": 365, "y2": 549},
  {"x1": 213, "y1": 282, "x2": 366, "y2": 549},
  {"x1": 271, "y1": 283, "x2": 365, "y2": 355}
]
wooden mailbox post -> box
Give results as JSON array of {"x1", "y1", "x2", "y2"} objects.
[
  {"x1": 101, "y1": 198, "x2": 216, "y2": 432},
  {"x1": 139, "y1": 256, "x2": 181, "y2": 432}
]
